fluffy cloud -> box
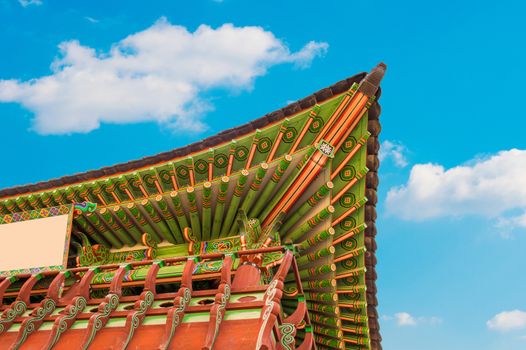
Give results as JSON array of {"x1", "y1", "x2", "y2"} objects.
[
  {"x1": 386, "y1": 149, "x2": 526, "y2": 232},
  {"x1": 487, "y1": 310, "x2": 526, "y2": 332},
  {"x1": 0, "y1": 18, "x2": 328, "y2": 135},
  {"x1": 395, "y1": 312, "x2": 417, "y2": 326},
  {"x1": 379, "y1": 140, "x2": 408, "y2": 168},
  {"x1": 18, "y1": 0, "x2": 42, "y2": 7},
  {"x1": 382, "y1": 312, "x2": 442, "y2": 327}
]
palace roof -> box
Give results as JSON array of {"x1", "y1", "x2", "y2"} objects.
[{"x1": 0, "y1": 64, "x2": 384, "y2": 350}]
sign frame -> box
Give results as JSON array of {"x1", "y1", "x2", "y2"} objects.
[{"x1": 0, "y1": 204, "x2": 74, "y2": 277}]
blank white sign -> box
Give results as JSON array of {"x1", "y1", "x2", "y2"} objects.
[{"x1": 0, "y1": 214, "x2": 71, "y2": 274}]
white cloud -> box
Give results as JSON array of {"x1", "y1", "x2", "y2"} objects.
[
  {"x1": 379, "y1": 140, "x2": 408, "y2": 168},
  {"x1": 395, "y1": 312, "x2": 417, "y2": 326},
  {"x1": 386, "y1": 149, "x2": 526, "y2": 232},
  {"x1": 18, "y1": 0, "x2": 42, "y2": 7},
  {"x1": 0, "y1": 18, "x2": 328, "y2": 135},
  {"x1": 487, "y1": 310, "x2": 526, "y2": 332},
  {"x1": 84, "y1": 16, "x2": 99, "y2": 24},
  {"x1": 382, "y1": 312, "x2": 442, "y2": 327}
]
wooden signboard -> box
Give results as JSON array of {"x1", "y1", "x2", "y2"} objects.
[{"x1": 0, "y1": 205, "x2": 74, "y2": 276}]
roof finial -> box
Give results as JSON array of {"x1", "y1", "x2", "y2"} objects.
[{"x1": 358, "y1": 62, "x2": 386, "y2": 97}]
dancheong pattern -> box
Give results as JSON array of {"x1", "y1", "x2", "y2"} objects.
[
  {"x1": 0, "y1": 204, "x2": 70, "y2": 225},
  {"x1": 0, "y1": 64, "x2": 385, "y2": 350}
]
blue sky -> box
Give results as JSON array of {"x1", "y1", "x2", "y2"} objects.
[{"x1": 1, "y1": 1, "x2": 525, "y2": 349}]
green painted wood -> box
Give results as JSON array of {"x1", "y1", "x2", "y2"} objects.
[
  {"x1": 201, "y1": 182, "x2": 213, "y2": 241},
  {"x1": 86, "y1": 212, "x2": 123, "y2": 248},
  {"x1": 186, "y1": 187, "x2": 201, "y2": 241},
  {"x1": 297, "y1": 246, "x2": 335, "y2": 266},
  {"x1": 75, "y1": 214, "x2": 110, "y2": 247},
  {"x1": 112, "y1": 206, "x2": 144, "y2": 243},
  {"x1": 285, "y1": 205, "x2": 334, "y2": 242},
  {"x1": 211, "y1": 176, "x2": 229, "y2": 240},
  {"x1": 99, "y1": 208, "x2": 136, "y2": 246},
  {"x1": 281, "y1": 181, "x2": 333, "y2": 235},
  {"x1": 169, "y1": 191, "x2": 190, "y2": 233},
  {"x1": 154, "y1": 196, "x2": 183, "y2": 244},
  {"x1": 258, "y1": 146, "x2": 316, "y2": 223},
  {"x1": 240, "y1": 163, "x2": 268, "y2": 215},
  {"x1": 141, "y1": 199, "x2": 174, "y2": 243},
  {"x1": 298, "y1": 227, "x2": 335, "y2": 251},
  {"x1": 220, "y1": 170, "x2": 249, "y2": 237},
  {"x1": 126, "y1": 203, "x2": 162, "y2": 243},
  {"x1": 249, "y1": 154, "x2": 293, "y2": 218}
]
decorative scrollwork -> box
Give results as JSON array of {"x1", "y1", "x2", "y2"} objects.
[
  {"x1": 46, "y1": 296, "x2": 87, "y2": 349},
  {"x1": 74, "y1": 201, "x2": 97, "y2": 215},
  {"x1": 283, "y1": 286, "x2": 298, "y2": 297},
  {"x1": 80, "y1": 293, "x2": 119, "y2": 350},
  {"x1": 122, "y1": 291, "x2": 154, "y2": 349},
  {"x1": 207, "y1": 284, "x2": 230, "y2": 349},
  {"x1": 11, "y1": 299, "x2": 56, "y2": 350},
  {"x1": 160, "y1": 287, "x2": 191, "y2": 350},
  {"x1": 278, "y1": 323, "x2": 296, "y2": 350},
  {"x1": 0, "y1": 300, "x2": 27, "y2": 333},
  {"x1": 142, "y1": 232, "x2": 158, "y2": 259},
  {"x1": 256, "y1": 280, "x2": 280, "y2": 349}
]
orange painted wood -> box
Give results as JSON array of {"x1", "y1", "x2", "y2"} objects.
[
  {"x1": 231, "y1": 264, "x2": 262, "y2": 290},
  {"x1": 290, "y1": 118, "x2": 313, "y2": 155},
  {"x1": 2, "y1": 320, "x2": 264, "y2": 350},
  {"x1": 267, "y1": 131, "x2": 284, "y2": 162}
]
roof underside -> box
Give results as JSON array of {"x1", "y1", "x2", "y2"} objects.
[{"x1": 0, "y1": 66, "x2": 384, "y2": 350}]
